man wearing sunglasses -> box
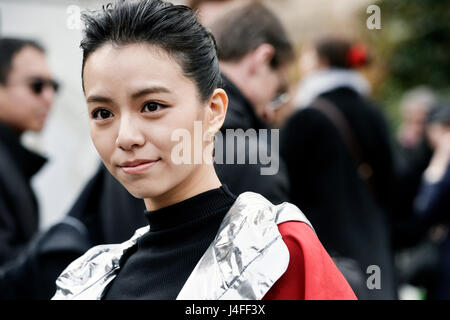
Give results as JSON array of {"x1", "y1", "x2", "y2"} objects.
[{"x1": 0, "y1": 37, "x2": 58, "y2": 266}]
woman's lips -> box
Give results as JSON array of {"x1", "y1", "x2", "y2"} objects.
[{"x1": 119, "y1": 159, "x2": 160, "y2": 174}]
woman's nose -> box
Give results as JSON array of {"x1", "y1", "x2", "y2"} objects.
[{"x1": 115, "y1": 115, "x2": 146, "y2": 151}]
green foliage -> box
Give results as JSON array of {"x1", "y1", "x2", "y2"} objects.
[
  {"x1": 381, "y1": 0, "x2": 449, "y2": 89},
  {"x1": 362, "y1": 0, "x2": 450, "y2": 129}
]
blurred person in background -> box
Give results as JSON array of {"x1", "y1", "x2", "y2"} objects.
[
  {"x1": 280, "y1": 36, "x2": 398, "y2": 299},
  {"x1": 210, "y1": 2, "x2": 295, "y2": 204},
  {"x1": 392, "y1": 87, "x2": 436, "y2": 249},
  {"x1": 418, "y1": 103, "x2": 450, "y2": 299},
  {"x1": 397, "y1": 86, "x2": 436, "y2": 155},
  {"x1": 0, "y1": 38, "x2": 104, "y2": 300},
  {"x1": 188, "y1": 0, "x2": 297, "y2": 128},
  {"x1": 0, "y1": 37, "x2": 58, "y2": 266},
  {"x1": 396, "y1": 103, "x2": 450, "y2": 299}
]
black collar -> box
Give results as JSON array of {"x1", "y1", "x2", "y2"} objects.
[
  {"x1": 221, "y1": 74, "x2": 269, "y2": 131},
  {"x1": 144, "y1": 185, "x2": 236, "y2": 232},
  {"x1": 0, "y1": 122, "x2": 47, "y2": 180}
]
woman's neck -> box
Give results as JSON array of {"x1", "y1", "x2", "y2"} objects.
[{"x1": 143, "y1": 163, "x2": 222, "y2": 211}]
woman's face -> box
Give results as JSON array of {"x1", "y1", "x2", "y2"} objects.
[{"x1": 83, "y1": 43, "x2": 222, "y2": 200}]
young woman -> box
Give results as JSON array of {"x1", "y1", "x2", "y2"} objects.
[{"x1": 52, "y1": 0, "x2": 356, "y2": 300}]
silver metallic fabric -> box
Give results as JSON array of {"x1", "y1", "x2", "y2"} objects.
[
  {"x1": 52, "y1": 226, "x2": 149, "y2": 300},
  {"x1": 52, "y1": 192, "x2": 313, "y2": 300}
]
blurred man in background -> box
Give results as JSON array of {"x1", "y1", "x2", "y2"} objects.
[
  {"x1": 210, "y1": 2, "x2": 295, "y2": 204},
  {"x1": 0, "y1": 37, "x2": 57, "y2": 266}
]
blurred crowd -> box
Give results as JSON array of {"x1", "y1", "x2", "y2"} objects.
[{"x1": 0, "y1": 0, "x2": 449, "y2": 300}]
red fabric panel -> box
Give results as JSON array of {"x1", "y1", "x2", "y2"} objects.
[{"x1": 263, "y1": 221, "x2": 357, "y2": 300}]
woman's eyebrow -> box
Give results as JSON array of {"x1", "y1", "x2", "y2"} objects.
[
  {"x1": 131, "y1": 86, "x2": 171, "y2": 100},
  {"x1": 86, "y1": 86, "x2": 171, "y2": 104},
  {"x1": 86, "y1": 95, "x2": 114, "y2": 104}
]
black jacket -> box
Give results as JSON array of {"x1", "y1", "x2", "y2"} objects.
[
  {"x1": 214, "y1": 75, "x2": 290, "y2": 204},
  {"x1": 0, "y1": 163, "x2": 146, "y2": 299},
  {"x1": 67, "y1": 163, "x2": 147, "y2": 245},
  {"x1": 0, "y1": 216, "x2": 91, "y2": 299},
  {"x1": 280, "y1": 87, "x2": 398, "y2": 299},
  {"x1": 0, "y1": 122, "x2": 46, "y2": 266}
]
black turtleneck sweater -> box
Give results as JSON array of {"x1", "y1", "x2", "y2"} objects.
[{"x1": 102, "y1": 185, "x2": 237, "y2": 300}]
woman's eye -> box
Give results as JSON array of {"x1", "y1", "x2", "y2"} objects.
[
  {"x1": 92, "y1": 108, "x2": 113, "y2": 120},
  {"x1": 142, "y1": 102, "x2": 166, "y2": 113}
]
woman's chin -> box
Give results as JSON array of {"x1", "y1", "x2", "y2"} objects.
[{"x1": 124, "y1": 184, "x2": 167, "y2": 200}]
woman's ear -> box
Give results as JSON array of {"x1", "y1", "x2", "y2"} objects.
[{"x1": 205, "y1": 88, "x2": 228, "y2": 136}]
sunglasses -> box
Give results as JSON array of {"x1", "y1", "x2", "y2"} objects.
[
  {"x1": 269, "y1": 92, "x2": 290, "y2": 110},
  {"x1": 27, "y1": 78, "x2": 60, "y2": 95}
]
